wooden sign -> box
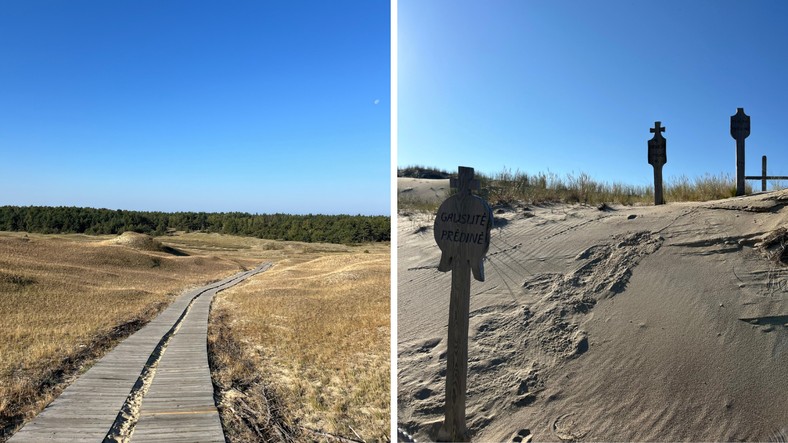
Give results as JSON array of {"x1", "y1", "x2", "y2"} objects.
[
  {"x1": 647, "y1": 121, "x2": 667, "y2": 205},
  {"x1": 434, "y1": 167, "x2": 493, "y2": 281},
  {"x1": 434, "y1": 166, "x2": 492, "y2": 442},
  {"x1": 730, "y1": 107, "x2": 751, "y2": 140},
  {"x1": 731, "y1": 108, "x2": 750, "y2": 196}
]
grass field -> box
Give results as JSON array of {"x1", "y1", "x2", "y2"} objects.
[
  {"x1": 0, "y1": 231, "x2": 250, "y2": 438},
  {"x1": 208, "y1": 241, "x2": 391, "y2": 442},
  {"x1": 0, "y1": 231, "x2": 390, "y2": 441}
]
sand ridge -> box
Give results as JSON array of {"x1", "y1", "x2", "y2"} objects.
[
  {"x1": 398, "y1": 185, "x2": 787, "y2": 442},
  {"x1": 101, "y1": 231, "x2": 187, "y2": 256},
  {"x1": 101, "y1": 232, "x2": 167, "y2": 251},
  {"x1": 398, "y1": 177, "x2": 451, "y2": 207}
]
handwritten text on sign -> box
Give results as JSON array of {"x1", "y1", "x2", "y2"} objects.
[
  {"x1": 437, "y1": 212, "x2": 489, "y2": 244},
  {"x1": 434, "y1": 193, "x2": 492, "y2": 282}
]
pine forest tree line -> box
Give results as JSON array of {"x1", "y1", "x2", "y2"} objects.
[{"x1": 0, "y1": 206, "x2": 390, "y2": 244}]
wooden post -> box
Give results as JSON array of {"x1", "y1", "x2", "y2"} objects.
[
  {"x1": 731, "y1": 108, "x2": 751, "y2": 196},
  {"x1": 762, "y1": 155, "x2": 767, "y2": 192},
  {"x1": 648, "y1": 121, "x2": 667, "y2": 205},
  {"x1": 441, "y1": 258, "x2": 471, "y2": 442},
  {"x1": 434, "y1": 166, "x2": 492, "y2": 442}
]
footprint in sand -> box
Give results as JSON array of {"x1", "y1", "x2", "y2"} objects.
[
  {"x1": 417, "y1": 337, "x2": 442, "y2": 353},
  {"x1": 509, "y1": 428, "x2": 532, "y2": 443},
  {"x1": 552, "y1": 413, "x2": 588, "y2": 441}
]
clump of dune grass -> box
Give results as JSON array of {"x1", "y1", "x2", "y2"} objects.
[
  {"x1": 398, "y1": 192, "x2": 447, "y2": 214},
  {"x1": 209, "y1": 244, "x2": 390, "y2": 442},
  {"x1": 476, "y1": 169, "x2": 651, "y2": 207},
  {"x1": 664, "y1": 173, "x2": 751, "y2": 202}
]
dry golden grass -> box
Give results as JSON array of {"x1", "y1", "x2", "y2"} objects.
[
  {"x1": 209, "y1": 242, "x2": 391, "y2": 442},
  {"x1": 0, "y1": 231, "x2": 253, "y2": 438},
  {"x1": 0, "y1": 230, "x2": 391, "y2": 442},
  {"x1": 398, "y1": 168, "x2": 760, "y2": 212}
]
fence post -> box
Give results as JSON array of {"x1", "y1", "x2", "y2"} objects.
[{"x1": 762, "y1": 155, "x2": 767, "y2": 192}]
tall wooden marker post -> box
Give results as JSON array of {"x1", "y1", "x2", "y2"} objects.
[
  {"x1": 648, "y1": 121, "x2": 667, "y2": 205},
  {"x1": 434, "y1": 166, "x2": 492, "y2": 442},
  {"x1": 731, "y1": 107, "x2": 750, "y2": 196}
]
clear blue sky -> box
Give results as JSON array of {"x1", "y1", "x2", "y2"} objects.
[
  {"x1": 0, "y1": 1, "x2": 390, "y2": 215},
  {"x1": 398, "y1": 0, "x2": 788, "y2": 190}
]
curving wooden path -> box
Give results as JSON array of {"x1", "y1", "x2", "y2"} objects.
[{"x1": 9, "y1": 263, "x2": 271, "y2": 443}]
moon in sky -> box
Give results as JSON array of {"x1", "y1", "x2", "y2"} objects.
[{"x1": 373, "y1": 99, "x2": 380, "y2": 105}]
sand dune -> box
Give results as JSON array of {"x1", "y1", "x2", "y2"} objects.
[
  {"x1": 101, "y1": 231, "x2": 187, "y2": 256},
  {"x1": 101, "y1": 231, "x2": 165, "y2": 250},
  {"x1": 399, "y1": 177, "x2": 452, "y2": 206},
  {"x1": 398, "y1": 184, "x2": 787, "y2": 442}
]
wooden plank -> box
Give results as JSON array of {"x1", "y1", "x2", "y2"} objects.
[
  {"x1": 132, "y1": 286, "x2": 224, "y2": 442},
  {"x1": 745, "y1": 176, "x2": 788, "y2": 180},
  {"x1": 131, "y1": 263, "x2": 271, "y2": 442}
]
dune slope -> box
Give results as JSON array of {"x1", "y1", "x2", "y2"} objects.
[{"x1": 398, "y1": 189, "x2": 788, "y2": 442}]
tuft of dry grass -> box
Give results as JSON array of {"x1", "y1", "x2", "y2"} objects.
[
  {"x1": 398, "y1": 193, "x2": 447, "y2": 214},
  {"x1": 209, "y1": 243, "x2": 391, "y2": 442},
  {"x1": 0, "y1": 231, "x2": 251, "y2": 440},
  {"x1": 664, "y1": 173, "x2": 752, "y2": 201}
]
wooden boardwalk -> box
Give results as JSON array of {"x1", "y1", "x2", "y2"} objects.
[{"x1": 9, "y1": 263, "x2": 271, "y2": 443}]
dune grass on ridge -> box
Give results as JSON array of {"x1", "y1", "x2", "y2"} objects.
[{"x1": 397, "y1": 166, "x2": 777, "y2": 211}]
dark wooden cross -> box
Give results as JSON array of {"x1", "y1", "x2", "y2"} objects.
[
  {"x1": 731, "y1": 108, "x2": 751, "y2": 196},
  {"x1": 650, "y1": 121, "x2": 665, "y2": 137},
  {"x1": 450, "y1": 166, "x2": 481, "y2": 196},
  {"x1": 648, "y1": 121, "x2": 667, "y2": 205},
  {"x1": 434, "y1": 166, "x2": 492, "y2": 442}
]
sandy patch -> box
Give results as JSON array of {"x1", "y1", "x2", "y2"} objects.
[
  {"x1": 398, "y1": 177, "x2": 452, "y2": 207},
  {"x1": 398, "y1": 190, "x2": 788, "y2": 442}
]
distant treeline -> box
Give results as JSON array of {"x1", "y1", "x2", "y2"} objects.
[{"x1": 0, "y1": 206, "x2": 390, "y2": 244}]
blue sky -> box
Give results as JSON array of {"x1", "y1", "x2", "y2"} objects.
[
  {"x1": 398, "y1": 0, "x2": 788, "y2": 190},
  {"x1": 0, "y1": 1, "x2": 390, "y2": 215}
]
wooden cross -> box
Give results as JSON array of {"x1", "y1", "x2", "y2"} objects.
[
  {"x1": 450, "y1": 166, "x2": 481, "y2": 196},
  {"x1": 647, "y1": 121, "x2": 667, "y2": 205},
  {"x1": 731, "y1": 107, "x2": 751, "y2": 196},
  {"x1": 730, "y1": 107, "x2": 751, "y2": 140},
  {"x1": 650, "y1": 121, "x2": 666, "y2": 138}
]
